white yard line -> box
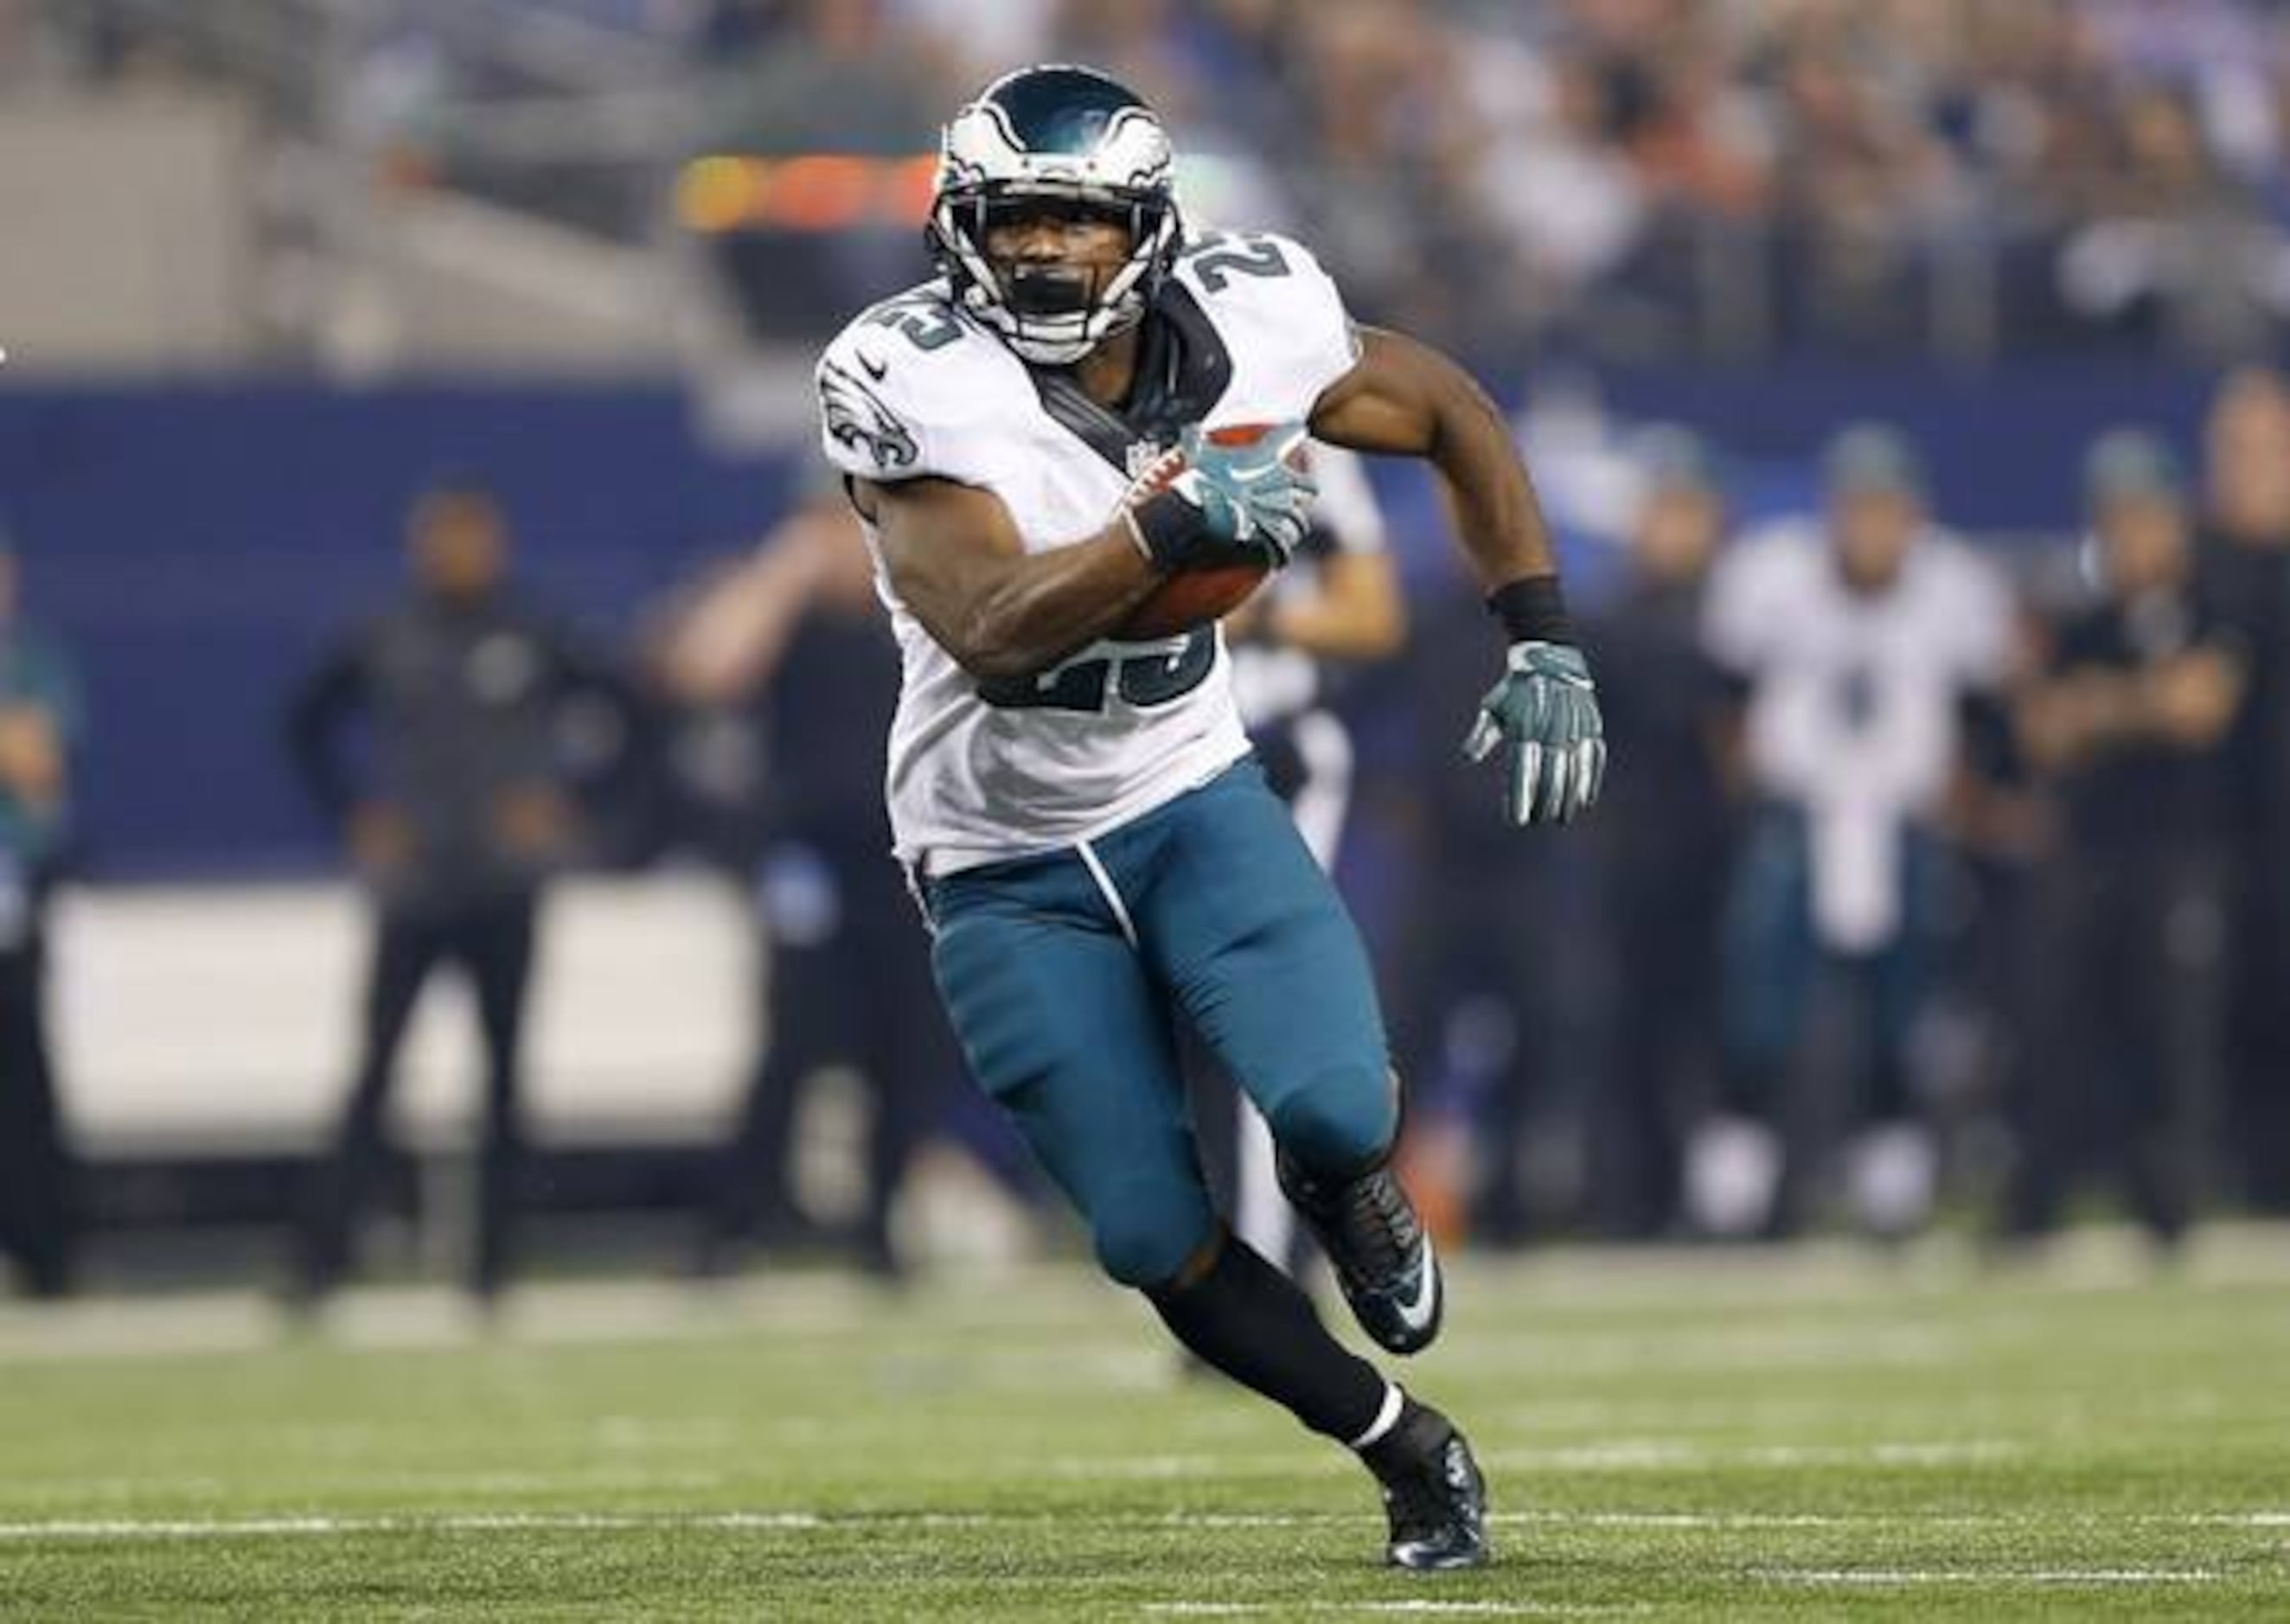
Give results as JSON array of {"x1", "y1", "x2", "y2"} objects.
[
  {"x1": 1142, "y1": 1605, "x2": 1651, "y2": 1617},
  {"x1": 1506, "y1": 1511, "x2": 1913, "y2": 1529},
  {"x1": 0, "y1": 1512, "x2": 828, "y2": 1541},
  {"x1": 1750, "y1": 1568, "x2": 2226, "y2": 1586},
  {"x1": 0, "y1": 1506, "x2": 2283, "y2": 1542},
  {"x1": 1482, "y1": 1438, "x2": 2022, "y2": 1472},
  {"x1": 0, "y1": 1288, "x2": 1171, "y2": 1371},
  {"x1": 1424, "y1": 1328, "x2": 1962, "y2": 1377},
  {"x1": 1142, "y1": 1606, "x2": 1653, "y2": 1618}
]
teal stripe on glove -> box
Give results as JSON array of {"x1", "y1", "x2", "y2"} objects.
[{"x1": 1126, "y1": 421, "x2": 1318, "y2": 572}]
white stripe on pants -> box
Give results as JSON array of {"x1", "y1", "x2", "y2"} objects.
[{"x1": 1234, "y1": 709, "x2": 1355, "y2": 1263}]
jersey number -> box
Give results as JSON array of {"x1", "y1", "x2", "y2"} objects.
[
  {"x1": 865, "y1": 294, "x2": 962, "y2": 352},
  {"x1": 1181, "y1": 233, "x2": 1291, "y2": 293},
  {"x1": 978, "y1": 628, "x2": 1216, "y2": 713}
]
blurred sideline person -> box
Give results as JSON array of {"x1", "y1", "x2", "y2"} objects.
[
  {"x1": 1393, "y1": 429, "x2": 1732, "y2": 1249},
  {"x1": 814, "y1": 67, "x2": 1606, "y2": 1570},
  {"x1": 285, "y1": 481, "x2": 615, "y2": 1305},
  {"x1": 1580, "y1": 429, "x2": 1735, "y2": 1239},
  {"x1": 1698, "y1": 425, "x2": 2012, "y2": 1239},
  {"x1": 1190, "y1": 440, "x2": 1404, "y2": 1273},
  {"x1": 0, "y1": 537, "x2": 84, "y2": 1300},
  {"x1": 1948, "y1": 596, "x2": 2064, "y2": 1233},
  {"x1": 656, "y1": 473, "x2": 954, "y2": 1281},
  {"x1": 2006, "y1": 432, "x2": 2239, "y2": 1248},
  {"x1": 1390, "y1": 557, "x2": 1592, "y2": 1250},
  {"x1": 2193, "y1": 369, "x2": 2290, "y2": 1212}
]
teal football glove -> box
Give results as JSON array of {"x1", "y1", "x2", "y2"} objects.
[
  {"x1": 1125, "y1": 421, "x2": 1318, "y2": 572},
  {"x1": 1462, "y1": 640, "x2": 1607, "y2": 826}
]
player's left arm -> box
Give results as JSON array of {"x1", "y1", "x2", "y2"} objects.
[
  {"x1": 1309, "y1": 329, "x2": 1557, "y2": 591},
  {"x1": 1308, "y1": 327, "x2": 1604, "y2": 825}
]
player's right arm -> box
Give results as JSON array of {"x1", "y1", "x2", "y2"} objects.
[
  {"x1": 818, "y1": 294, "x2": 1313, "y2": 681},
  {"x1": 854, "y1": 474, "x2": 1161, "y2": 682},
  {"x1": 817, "y1": 309, "x2": 1161, "y2": 679},
  {"x1": 860, "y1": 438, "x2": 1321, "y2": 681}
]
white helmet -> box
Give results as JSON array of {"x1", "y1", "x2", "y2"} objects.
[{"x1": 927, "y1": 64, "x2": 1183, "y2": 365}]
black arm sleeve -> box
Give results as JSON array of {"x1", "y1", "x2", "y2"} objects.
[{"x1": 283, "y1": 636, "x2": 371, "y2": 822}]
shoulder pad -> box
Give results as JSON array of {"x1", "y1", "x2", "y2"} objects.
[
  {"x1": 1168, "y1": 230, "x2": 1359, "y2": 416},
  {"x1": 1171, "y1": 229, "x2": 1335, "y2": 304},
  {"x1": 816, "y1": 285, "x2": 1020, "y2": 483}
]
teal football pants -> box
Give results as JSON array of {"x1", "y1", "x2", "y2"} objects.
[{"x1": 923, "y1": 759, "x2": 1397, "y2": 1288}]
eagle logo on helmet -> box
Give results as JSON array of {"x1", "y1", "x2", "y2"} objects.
[{"x1": 927, "y1": 64, "x2": 1184, "y2": 366}]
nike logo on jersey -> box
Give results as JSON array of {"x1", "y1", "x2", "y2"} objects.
[
  {"x1": 1392, "y1": 1236, "x2": 1440, "y2": 1335},
  {"x1": 860, "y1": 351, "x2": 889, "y2": 382}
]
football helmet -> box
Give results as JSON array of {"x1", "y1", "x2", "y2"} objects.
[{"x1": 927, "y1": 64, "x2": 1183, "y2": 365}]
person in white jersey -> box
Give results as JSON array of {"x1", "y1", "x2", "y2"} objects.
[
  {"x1": 1698, "y1": 425, "x2": 2012, "y2": 1239},
  {"x1": 815, "y1": 64, "x2": 1605, "y2": 1570}
]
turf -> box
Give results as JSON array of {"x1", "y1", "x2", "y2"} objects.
[{"x1": 2, "y1": 1231, "x2": 2287, "y2": 1619}]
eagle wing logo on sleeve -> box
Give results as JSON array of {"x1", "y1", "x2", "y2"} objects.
[{"x1": 820, "y1": 358, "x2": 919, "y2": 472}]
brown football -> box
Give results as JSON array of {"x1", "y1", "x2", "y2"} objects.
[{"x1": 1111, "y1": 423, "x2": 1296, "y2": 641}]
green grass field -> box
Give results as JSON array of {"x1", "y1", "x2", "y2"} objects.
[{"x1": 3, "y1": 1231, "x2": 2287, "y2": 1620}]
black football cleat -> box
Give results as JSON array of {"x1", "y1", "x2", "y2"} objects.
[
  {"x1": 1362, "y1": 1400, "x2": 1491, "y2": 1571},
  {"x1": 1277, "y1": 1150, "x2": 1442, "y2": 1354}
]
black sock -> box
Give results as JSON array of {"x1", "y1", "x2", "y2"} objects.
[{"x1": 1148, "y1": 1232, "x2": 1390, "y2": 1443}]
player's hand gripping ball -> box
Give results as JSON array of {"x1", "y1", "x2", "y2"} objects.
[{"x1": 1116, "y1": 421, "x2": 1315, "y2": 639}]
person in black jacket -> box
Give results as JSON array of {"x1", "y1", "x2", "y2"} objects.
[
  {"x1": 2192, "y1": 370, "x2": 2290, "y2": 1212},
  {"x1": 1583, "y1": 429, "x2": 1736, "y2": 1239},
  {"x1": 656, "y1": 477, "x2": 952, "y2": 1279},
  {"x1": 2010, "y1": 432, "x2": 2241, "y2": 1246},
  {"x1": 285, "y1": 479, "x2": 614, "y2": 1304}
]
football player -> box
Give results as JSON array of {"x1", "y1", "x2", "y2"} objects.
[
  {"x1": 814, "y1": 64, "x2": 1605, "y2": 1571},
  {"x1": 1699, "y1": 426, "x2": 2012, "y2": 1239}
]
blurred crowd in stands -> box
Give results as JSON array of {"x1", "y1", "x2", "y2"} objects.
[
  {"x1": 29, "y1": 0, "x2": 2290, "y2": 365},
  {"x1": 733, "y1": 0, "x2": 2290, "y2": 362},
  {"x1": 714, "y1": 0, "x2": 2290, "y2": 362}
]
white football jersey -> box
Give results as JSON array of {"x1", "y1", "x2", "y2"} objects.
[
  {"x1": 815, "y1": 230, "x2": 1362, "y2": 873},
  {"x1": 1703, "y1": 518, "x2": 2012, "y2": 814},
  {"x1": 1703, "y1": 519, "x2": 2012, "y2": 950}
]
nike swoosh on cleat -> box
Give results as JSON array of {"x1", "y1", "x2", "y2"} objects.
[{"x1": 1391, "y1": 1236, "x2": 1439, "y2": 1335}]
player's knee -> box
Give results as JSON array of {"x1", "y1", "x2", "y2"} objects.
[
  {"x1": 1091, "y1": 1187, "x2": 1213, "y2": 1289},
  {"x1": 1269, "y1": 1065, "x2": 1398, "y2": 1178}
]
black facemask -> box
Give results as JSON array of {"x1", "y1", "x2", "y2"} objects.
[{"x1": 1003, "y1": 261, "x2": 1097, "y2": 316}]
